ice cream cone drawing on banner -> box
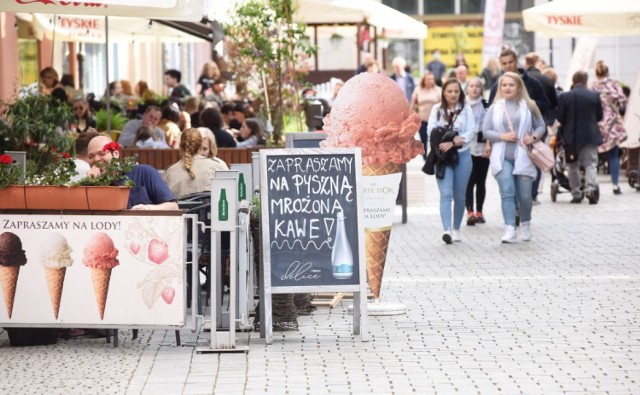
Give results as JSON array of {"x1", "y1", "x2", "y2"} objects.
[
  {"x1": 321, "y1": 72, "x2": 423, "y2": 300},
  {"x1": 40, "y1": 233, "x2": 73, "y2": 319},
  {"x1": 125, "y1": 218, "x2": 183, "y2": 309},
  {"x1": 0, "y1": 232, "x2": 28, "y2": 319},
  {"x1": 83, "y1": 232, "x2": 120, "y2": 320}
]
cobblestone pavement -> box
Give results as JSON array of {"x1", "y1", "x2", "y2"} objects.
[{"x1": 2, "y1": 158, "x2": 640, "y2": 394}]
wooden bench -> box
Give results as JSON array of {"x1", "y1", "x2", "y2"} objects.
[{"x1": 120, "y1": 146, "x2": 264, "y2": 170}]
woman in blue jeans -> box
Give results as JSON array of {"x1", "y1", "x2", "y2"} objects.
[
  {"x1": 483, "y1": 72, "x2": 546, "y2": 243},
  {"x1": 427, "y1": 79, "x2": 475, "y2": 244}
]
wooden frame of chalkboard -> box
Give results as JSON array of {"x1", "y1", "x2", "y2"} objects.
[
  {"x1": 284, "y1": 132, "x2": 327, "y2": 148},
  {"x1": 259, "y1": 148, "x2": 368, "y2": 343}
]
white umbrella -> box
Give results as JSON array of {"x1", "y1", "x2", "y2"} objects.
[
  {"x1": 213, "y1": 0, "x2": 427, "y2": 39},
  {"x1": 523, "y1": 0, "x2": 640, "y2": 38},
  {"x1": 3, "y1": 0, "x2": 213, "y2": 22}
]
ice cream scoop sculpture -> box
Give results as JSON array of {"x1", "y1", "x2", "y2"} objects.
[
  {"x1": 40, "y1": 233, "x2": 73, "y2": 319},
  {"x1": 0, "y1": 232, "x2": 28, "y2": 318},
  {"x1": 83, "y1": 232, "x2": 119, "y2": 319},
  {"x1": 321, "y1": 72, "x2": 423, "y2": 299}
]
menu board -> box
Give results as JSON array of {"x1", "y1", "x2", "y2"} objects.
[{"x1": 259, "y1": 148, "x2": 365, "y2": 292}]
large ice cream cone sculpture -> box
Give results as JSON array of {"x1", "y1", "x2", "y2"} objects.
[
  {"x1": 0, "y1": 232, "x2": 28, "y2": 319},
  {"x1": 41, "y1": 233, "x2": 73, "y2": 319},
  {"x1": 321, "y1": 72, "x2": 423, "y2": 300},
  {"x1": 83, "y1": 232, "x2": 119, "y2": 320},
  {"x1": 362, "y1": 163, "x2": 403, "y2": 298}
]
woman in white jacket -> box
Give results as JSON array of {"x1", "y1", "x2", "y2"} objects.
[
  {"x1": 427, "y1": 79, "x2": 476, "y2": 244},
  {"x1": 482, "y1": 72, "x2": 545, "y2": 243}
]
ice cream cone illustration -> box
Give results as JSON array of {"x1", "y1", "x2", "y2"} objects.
[
  {"x1": 0, "y1": 232, "x2": 28, "y2": 319},
  {"x1": 91, "y1": 268, "x2": 112, "y2": 320},
  {"x1": 41, "y1": 233, "x2": 73, "y2": 319},
  {"x1": 83, "y1": 232, "x2": 119, "y2": 320},
  {"x1": 45, "y1": 267, "x2": 66, "y2": 319},
  {"x1": 321, "y1": 73, "x2": 423, "y2": 300}
]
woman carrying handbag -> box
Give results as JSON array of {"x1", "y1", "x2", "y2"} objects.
[
  {"x1": 482, "y1": 72, "x2": 546, "y2": 244},
  {"x1": 426, "y1": 79, "x2": 476, "y2": 244}
]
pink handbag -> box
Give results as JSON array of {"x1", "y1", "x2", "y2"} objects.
[{"x1": 525, "y1": 140, "x2": 554, "y2": 172}]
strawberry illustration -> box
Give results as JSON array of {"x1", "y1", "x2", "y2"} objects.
[
  {"x1": 161, "y1": 286, "x2": 175, "y2": 304},
  {"x1": 148, "y1": 239, "x2": 169, "y2": 265},
  {"x1": 130, "y1": 242, "x2": 141, "y2": 255}
]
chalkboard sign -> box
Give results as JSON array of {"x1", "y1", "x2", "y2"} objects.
[
  {"x1": 284, "y1": 132, "x2": 327, "y2": 148},
  {"x1": 260, "y1": 148, "x2": 365, "y2": 292}
]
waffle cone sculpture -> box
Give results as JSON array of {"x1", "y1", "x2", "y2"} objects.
[{"x1": 362, "y1": 163, "x2": 402, "y2": 299}]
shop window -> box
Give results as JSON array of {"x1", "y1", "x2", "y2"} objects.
[
  {"x1": 382, "y1": 0, "x2": 418, "y2": 14},
  {"x1": 18, "y1": 40, "x2": 38, "y2": 86},
  {"x1": 460, "y1": 0, "x2": 482, "y2": 13},
  {"x1": 423, "y1": 0, "x2": 454, "y2": 14}
]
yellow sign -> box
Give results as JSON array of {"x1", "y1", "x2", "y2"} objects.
[{"x1": 424, "y1": 26, "x2": 484, "y2": 76}]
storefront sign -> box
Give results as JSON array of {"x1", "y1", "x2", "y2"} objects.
[
  {"x1": 424, "y1": 26, "x2": 484, "y2": 76},
  {"x1": 0, "y1": 214, "x2": 184, "y2": 327}
]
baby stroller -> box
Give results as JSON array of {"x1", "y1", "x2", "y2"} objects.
[
  {"x1": 550, "y1": 144, "x2": 599, "y2": 202},
  {"x1": 627, "y1": 147, "x2": 640, "y2": 191}
]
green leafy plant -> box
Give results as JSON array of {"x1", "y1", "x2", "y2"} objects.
[
  {"x1": 224, "y1": 0, "x2": 317, "y2": 145},
  {"x1": 73, "y1": 142, "x2": 136, "y2": 187},
  {"x1": 0, "y1": 94, "x2": 75, "y2": 174},
  {"x1": 250, "y1": 194, "x2": 261, "y2": 219},
  {"x1": 0, "y1": 153, "x2": 22, "y2": 188},
  {"x1": 95, "y1": 108, "x2": 129, "y2": 131},
  {"x1": 24, "y1": 151, "x2": 77, "y2": 186}
]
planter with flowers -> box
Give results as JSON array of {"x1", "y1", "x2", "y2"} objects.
[
  {"x1": 0, "y1": 153, "x2": 25, "y2": 209},
  {"x1": 17, "y1": 144, "x2": 136, "y2": 211}
]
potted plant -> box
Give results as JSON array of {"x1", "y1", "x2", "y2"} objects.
[
  {"x1": 0, "y1": 153, "x2": 26, "y2": 209},
  {"x1": 0, "y1": 94, "x2": 75, "y2": 175}
]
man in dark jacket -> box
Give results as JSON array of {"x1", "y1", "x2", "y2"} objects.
[
  {"x1": 557, "y1": 71, "x2": 603, "y2": 204},
  {"x1": 488, "y1": 49, "x2": 550, "y2": 116}
]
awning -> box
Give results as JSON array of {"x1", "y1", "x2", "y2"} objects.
[
  {"x1": 1, "y1": 0, "x2": 214, "y2": 22},
  {"x1": 153, "y1": 20, "x2": 215, "y2": 43},
  {"x1": 523, "y1": 0, "x2": 640, "y2": 38},
  {"x1": 212, "y1": 0, "x2": 427, "y2": 40},
  {"x1": 22, "y1": 13, "x2": 208, "y2": 43}
]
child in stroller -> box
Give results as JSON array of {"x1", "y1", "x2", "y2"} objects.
[{"x1": 550, "y1": 142, "x2": 600, "y2": 202}]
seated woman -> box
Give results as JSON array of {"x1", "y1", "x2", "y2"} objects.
[
  {"x1": 158, "y1": 104, "x2": 182, "y2": 148},
  {"x1": 135, "y1": 126, "x2": 170, "y2": 149},
  {"x1": 236, "y1": 119, "x2": 265, "y2": 148},
  {"x1": 72, "y1": 98, "x2": 97, "y2": 133},
  {"x1": 163, "y1": 128, "x2": 229, "y2": 198}
]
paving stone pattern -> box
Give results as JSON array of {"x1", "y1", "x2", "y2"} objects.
[{"x1": 2, "y1": 158, "x2": 639, "y2": 394}]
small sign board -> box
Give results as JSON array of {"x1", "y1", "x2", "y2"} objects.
[
  {"x1": 259, "y1": 148, "x2": 368, "y2": 343},
  {"x1": 284, "y1": 132, "x2": 327, "y2": 148}
]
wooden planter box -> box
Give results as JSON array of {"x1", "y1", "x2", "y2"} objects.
[
  {"x1": 12, "y1": 186, "x2": 132, "y2": 211},
  {"x1": 0, "y1": 185, "x2": 27, "y2": 209}
]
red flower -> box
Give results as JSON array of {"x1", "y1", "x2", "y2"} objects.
[
  {"x1": 61, "y1": 152, "x2": 71, "y2": 159},
  {"x1": 102, "y1": 142, "x2": 122, "y2": 153},
  {"x1": 0, "y1": 154, "x2": 13, "y2": 165}
]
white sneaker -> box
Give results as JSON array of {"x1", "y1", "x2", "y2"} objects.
[
  {"x1": 452, "y1": 229, "x2": 461, "y2": 242},
  {"x1": 442, "y1": 231, "x2": 452, "y2": 244},
  {"x1": 501, "y1": 225, "x2": 517, "y2": 244},
  {"x1": 521, "y1": 221, "x2": 532, "y2": 241}
]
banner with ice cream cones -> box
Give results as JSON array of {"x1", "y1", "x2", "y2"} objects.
[{"x1": 0, "y1": 214, "x2": 184, "y2": 326}]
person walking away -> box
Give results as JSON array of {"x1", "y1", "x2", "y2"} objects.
[
  {"x1": 591, "y1": 60, "x2": 628, "y2": 195},
  {"x1": 464, "y1": 77, "x2": 490, "y2": 225},
  {"x1": 427, "y1": 79, "x2": 475, "y2": 244},
  {"x1": 410, "y1": 71, "x2": 441, "y2": 160},
  {"x1": 390, "y1": 57, "x2": 416, "y2": 103},
  {"x1": 557, "y1": 71, "x2": 604, "y2": 204},
  {"x1": 482, "y1": 72, "x2": 546, "y2": 243},
  {"x1": 426, "y1": 50, "x2": 446, "y2": 87}
]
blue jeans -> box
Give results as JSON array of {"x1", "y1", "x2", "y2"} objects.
[
  {"x1": 609, "y1": 145, "x2": 620, "y2": 185},
  {"x1": 436, "y1": 149, "x2": 472, "y2": 231},
  {"x1": 495, "y1": 159, "x2": 533, "y2": 227}
]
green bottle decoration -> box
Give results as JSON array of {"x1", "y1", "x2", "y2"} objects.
[
  {"x1": 218, "y1": 188, "x2": 228, "y2": 221},
  {"x1": 238, "y1": 173, "x2": 246, "y2": 201}
]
